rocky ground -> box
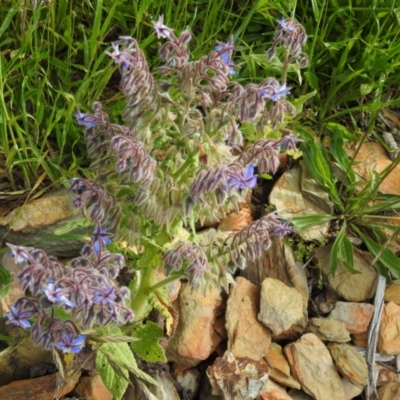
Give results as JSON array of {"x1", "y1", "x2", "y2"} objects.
[{"x1": 1, "y1": 141, "x2": 400, "y2": 400}]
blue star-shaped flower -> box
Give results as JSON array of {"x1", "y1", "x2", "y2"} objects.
[
  {"x1": 43, "y1": 282, "x2": 76, "y2": 308},
  {"x1": 5, "y1": 305, "x2": 32, "y2": 328},
  {"x1": 92, "y1": 286, "x2": 117, "y2": 305},
  {"x1": 74, "y1": 110, "x2": 97, "y2": 128},
  {"x1": 92, "y1": 226, "x2": 112, "y2": 254},
  {"x1": 228, "y1": 164, "x2": 257, "y2": 189},
  {"x1": 55, "y1": 333, "x2": 86, "y2": 353}
]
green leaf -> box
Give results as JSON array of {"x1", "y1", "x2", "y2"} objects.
[
  {"x1": 292, "y1": 90, "x2": 317, "y2": 113},
  {"x1": 304, "y1": 72, "x2": 319, "y2": 90},
  {"x1": 96, "y1": 341, "x2": 133, "y2": 400},
  {"x1": 339, "y1": 236, "x2": 355, "y2": 272},
  {"x1": 0, "y1": 264, "x2": 12, "y2": 297},
  {"x1": 131, "y1": 321, "x2": 167, "y2": 363},
  {"x1": 311, "y1": 0, "x2": 320, "y2": 21},
  {"x1": 53, "y1": 218, "x2": 93, "y2": 235},
  {"x1": 298, "y1": 129, "x2": 344, "y2": 211},
  {"x1": 0, "y1": 333, "x2": 14, "y2": 341},
  {"x1": 329, "y1": 225, "x2": 344, "y2": 276},
  {"x1": 356, "y1": 229, "x2": 400, "y2": 279},
  {"x1": 291, "y1": 214, "x2": 335, "y2": 232}
]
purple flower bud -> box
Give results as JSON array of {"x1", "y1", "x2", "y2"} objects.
[{"x1": 7, "y1": 243, "x2": 34, "y2": 264}]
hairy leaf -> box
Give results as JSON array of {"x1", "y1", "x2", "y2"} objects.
[
  {"x1": 96, "y1": 342, "x2": 133, "y2": 400},
  {"x1": 131, "y1": 321, "x2": 167, "y2": 363}
]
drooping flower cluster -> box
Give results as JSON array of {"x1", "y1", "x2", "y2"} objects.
[
  {"x1": 5, "y1": 226, "x2": 133, "y2": 353},
  {"x1": 189, "y1": 163, "x2": 257, "y2": 204},
  {"x1": 268, "y1": 18, "x2": 308, "y2": 68},
  {"x1": 240, "y1": 135, "x2": 301, "y2": 174},
  {"x1": 163, "y1": 243, "x2": 209, "y2": 286},
  {"x1": 229, "y1": 213, "x2": 294, "y2": 268}
]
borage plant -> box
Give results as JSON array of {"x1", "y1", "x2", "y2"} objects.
[{"x1": 4, "y1": 16, "x2": 307, "y2": 399}]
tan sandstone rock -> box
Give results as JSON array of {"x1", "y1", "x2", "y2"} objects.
[
  {"x1": 166, "y1": 283, "x2": 224, "y2": 368},
  {"x1": 327, "y1": 342, "x2": 368, "y2": 389},
  {"x1": 225, "y1": 277, "x2": 272, "y2": 361},
  {"x1": 314, "y1": 245, "x2": 378, "y2": 302},
  {"x1": 258, "y1": 379, "x2": 293, "y2": 400},
  {"x1": 306, "y1": 317, "x2": 350, "y2": 342},
  {"x1": 370, "y1": 381, "x2": 400, "y2": 400},
  {"x1": 384, "y1": 281, "x2": 400, "y2": 305},
  {"x1": 266, "y1": 342, "x2": 301, "y2": 390},
  {"x1": 329, "y1": 301, "x2": 374, "y2": 334},
  {"x1": 75, "y1": 372, "x2": 112, "y2": 400},
  {"x1": 284, "y1": 333, "x2": 345, "y2": 400},
  {"x1": 258, "y1": 278, "x2": 307, "y2": 339},
  {"x1": 378, "y1": 301, "x2": 400, "y2": 356}
]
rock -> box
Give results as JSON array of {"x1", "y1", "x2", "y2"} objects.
[
  {"x1": 266, "y1": 342, "x2": 301, "y2": 389},
  {"x1": 376, "y1": 363, "x2": 400, "y2": 386},
  {"x1": 123, "y1": 371, "x2": 181, "y2": 400},
  {"x1": 75, "y1": 371, "x2": 112, "y2": 400},
  {"x1": 206, "y1": 352, "x2": 269, "y2": 400},
  {"x1": 341, "y1": 377, "x2": 363, "y2": 400},
  {"x1": 370, "y1": 381, "x2": 400, "y2": 400},
  {"x1": 384, "y1": 281, "x2": 400, "y2": 305},
  {"x1": 346, "y1": 141, "x2": 400, "y2": 196},
  {"x1": 351, "y1": 331, "x2": 368, "y2": 348},
  {"x1": 327, "y1": 343, "x2": 368, "y2": 389},
  {"x1": 0, "y1": 319, "x2": 53, "y2": 386},
  {"x1": 0, "y1": 371, "x2": 81, "y2": 400},
  {"x1": 166, "y1": 283, "x2": 224, "y2": 368},
  {"x1": 258, "y1": 278, "x2": 307, "y2": 339},
  {"x1": 218, "y1": 207, "x2": 253, "y2": 232},
  {"x1": 198, "y1": 373, "x2": 224, "y2": 400},
  {"x1": 225, "y1": 277, "x2": 272, "y2": 360},
  {"x1": 314, "y1": 244, "x2": 378, "y2": 301},
  {"x1": 242, "y1": 237, "x2": 309, "y2": 306},
  {"x1": 175, "y1": 368, "x2": 201, "y2": 400},
  {"x1": 378, "y1": 301, "x2": 400, "y2": 356},
  {"x1": 269, "y1": 161, "x2": 333, "y2": 241},
  {"x1": 305, "y1": 318, "x2": 350, "y2": 342},
  {"x1": 155, "y1": 266, "x2": 181, "y2": 303},
  {"x1": 0, "y1": 189, "x2": 87, "y2": 257},
  {"x1": 287, "y1": 388, "x2": 313, "y2": 399},
  {"x1": 284, "y1": 333, "x2": 345, "y2": 400},
  {"x1": 329, "y1": 301, "x2": 374, "y2": 334},
  {"x1": 258, "y1": 379, "x2": 293, "y2": 400},
  {"x1": 149, "y1": 372, "x2": 181, "y2": 400}
]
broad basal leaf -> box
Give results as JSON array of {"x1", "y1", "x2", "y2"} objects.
[
  {"x1": 96, "y1": 341, "x2": 135, "y2": 400},
  {"x1": 131, "y1": 321, "x2": 167, "y2": 363}
]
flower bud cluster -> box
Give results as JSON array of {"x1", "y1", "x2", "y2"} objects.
[
  {"x1": 5, "y1": 226, "x2": 133, "y2": 353},
  {"x1": 163, "y1": 243, "x2": 209, "y2": 286},
  {"x1": 229, "y1": 213, "x2": 294, "y2": 267},
  {"x1": 268, "y1": 18, "x2": 308, "y2": 68}
]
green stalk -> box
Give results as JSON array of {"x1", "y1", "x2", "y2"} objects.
[{"x1": 131, "y1": 267, "x2": 156, "y2": 322}]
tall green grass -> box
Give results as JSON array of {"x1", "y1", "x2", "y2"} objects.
[
  {"x1": 2, "y1": 0, "x2": 400, "y2": 195},
  {"x1": 0, "y1": 0, "x2": 288, "y2": 194}
]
